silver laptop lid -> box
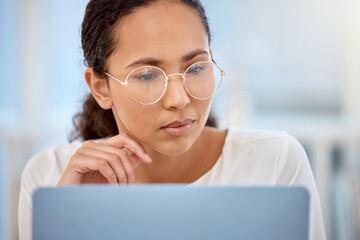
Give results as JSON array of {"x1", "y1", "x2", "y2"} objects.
[{"x1": 33, "y1": 186, "x2": 309, "y2": 240}]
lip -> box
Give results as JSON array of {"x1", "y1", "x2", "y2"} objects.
[{"x1": 161, "y1": 119, "x2": 194, "y2": 137}]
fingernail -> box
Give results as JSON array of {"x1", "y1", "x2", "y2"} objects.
[{"x1": 144, "y1": 153, "x2": 152, "y2": 163}]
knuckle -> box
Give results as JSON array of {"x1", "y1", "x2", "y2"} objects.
[
  {"x1": 83, "y1": 141, "x2": 94, "y2": 147},
  {"x1": 74, "y1": 147, "x2": 85, "y2": 155},
  {"x1": 98, "y1": 159, "x2": 108, "y2": 169},
  {"x1": 111, "y1": 153, "x2": 120, "y2": 163},
  {"x1": 102, "y1": 166, "x2": 115, "y2": 178},
  {"x1": 68, "y1": 160, "x2": 77, "y2": 169},
  {"x1": 109, "y1": 171, "x2": 117, "y2": 179},
  {"x1": 69, "y1": 154, "x2": 82, "y2": 166},
  {"x1": 117, "y1": 149, "x2": 127, "y2": 158},
  {"x1": 71, "y1": 152, "x2": 80, "y2": 159}
]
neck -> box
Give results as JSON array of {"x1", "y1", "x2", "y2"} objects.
[{"x1": 135, "y1": 127, "x2": 223, "y2": 184}]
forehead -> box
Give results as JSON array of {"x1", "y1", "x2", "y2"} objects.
[{"x1": 110, "y1": 2, "x2": 209, "y2": 65}]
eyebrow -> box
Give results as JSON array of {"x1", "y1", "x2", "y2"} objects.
[
  {"x1": 126, "y1": 49, "x2": 210, "y2": 69},
  {"x1": 182, "y1": 49, "x2": 209, "y2": 62}
]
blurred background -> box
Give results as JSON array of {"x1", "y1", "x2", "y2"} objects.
[{"x1": 0, "y1": 0, "x2": 359, "y2": 239}]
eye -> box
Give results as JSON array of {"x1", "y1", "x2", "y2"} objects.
[
  {"x1": 130, "y1": 67, "x2": 162, "y2": 82},
  {"x1": 134, "y1": 72, "x2": 158, "y2": 81},
  {"x1": 187, "y1": 64, "x2": 206, "y2": 74}
]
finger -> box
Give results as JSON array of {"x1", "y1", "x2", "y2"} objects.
[
  {"x1": 83, "y1": 144, "x2": 139, "y2": 184},
  {"x1": 82, "y1": 143, "x2": 142, "y2": 169},
  {"x1": 129, "y1": 153, "x2": 142, "y2": 168},
  {"x1": 70, "y1": 154, "x2": 118, "y2": 185},
  {"x1": 101, "y1": 133, "x2": 152, "y2": 164},
  {"x1": 117, "y1": 150, "x2": 136, "y2": 184},
  {"x1": 77, "y1": 147, "x2": 128, "y2": 184}
]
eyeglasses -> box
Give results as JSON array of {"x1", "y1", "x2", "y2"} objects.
[{"x1": 104, "y1": 59, "x2": 225, "y2": 105}]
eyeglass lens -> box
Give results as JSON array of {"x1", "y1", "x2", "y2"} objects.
[{"x1": 126, "y1": 62, "x2": 222, "y2": 105}]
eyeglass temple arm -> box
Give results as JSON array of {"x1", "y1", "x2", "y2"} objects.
[
  {"x1": 104, "y1": 72, "x2": 127, "y2": 86},
  {"x1": 212, "y1": 58, "x2": 226, "y2": 77}
]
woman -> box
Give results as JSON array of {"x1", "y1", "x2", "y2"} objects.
[{"x1": 18, "y1": 0, "x2": 326, "y2": 239}]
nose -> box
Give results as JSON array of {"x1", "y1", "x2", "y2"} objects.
[{"x1": 162, "y1": 73, "x2": 190, "y2": 110}]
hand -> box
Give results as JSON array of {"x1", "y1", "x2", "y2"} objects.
[{"x1": 57, "y1": 133, "x2": 152, "y2": 186}]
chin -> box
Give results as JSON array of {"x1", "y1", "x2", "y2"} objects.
[{"x1": 152, "y1": 139, "x2": 195, "y2": 156}]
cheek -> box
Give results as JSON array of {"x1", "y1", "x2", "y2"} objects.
[
  {"x1": 196, "y1": 98, "x2": 213, "y2": 122},
  {"x1": 111, "y1": 89, "x2": 158, "y2": 133}
]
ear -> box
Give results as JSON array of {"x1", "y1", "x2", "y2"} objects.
[{"x1": 84, "y1": 68, "x2": 113, "y2": 110}]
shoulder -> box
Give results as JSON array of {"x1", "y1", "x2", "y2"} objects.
[
  {"x1": 224, "y1": 126, "x2": 293, "y2": 151},
  {"x1": 224, "y1": 126, "x2": 306, "y2": 161},
  {"x1": 20, "y1": 141, "x2": 83, "y2": 194},
  {"x1": 220, "y1": 127, "x2": 308, "y2": 184}
]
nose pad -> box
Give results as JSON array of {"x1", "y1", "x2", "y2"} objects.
[
  {"x1": 166, "y1": 73, "x2": 186, "y2": 91},
  {"x1": 162, "y1": 73, "x2": 190, "y2": 109}
]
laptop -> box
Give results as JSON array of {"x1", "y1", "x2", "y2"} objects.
[{"x1": 33, "y1": 186, "x2": 309, "y2": 240}]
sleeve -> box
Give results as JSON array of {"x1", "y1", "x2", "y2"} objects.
[
  {"x1": 18, "y1": 142, "x2": 82, "y2": 240},
  {"x1": 276, "y1": 133, "x2": 326, "y2": 240},
  {"x1": 18, "y1": 147, "x2": 63, "y2": 240},
  {"x1": 18, "y1": 164, "x2": 35, "y2": 240}
]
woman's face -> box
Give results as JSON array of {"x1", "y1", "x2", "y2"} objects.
[{"x1": 105, "y1": 2, "x2": 213, "y2": 156}]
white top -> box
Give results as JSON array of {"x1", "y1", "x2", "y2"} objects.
[{"x1": 18, "y1": 127, "x2": 326, "y2": 240}]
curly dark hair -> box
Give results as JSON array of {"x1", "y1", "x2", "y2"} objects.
[{"x1": 71, "y1": 0, "x2": 216, "y2": 141}]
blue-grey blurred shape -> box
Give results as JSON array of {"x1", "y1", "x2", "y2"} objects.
[{"x1": 33, "y1": 186, "x2": 309, "y2": 240}]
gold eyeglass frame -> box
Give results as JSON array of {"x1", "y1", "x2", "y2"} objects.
[{"x1": 104, "y1": 59, "x2": 226, "y2": 106}]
